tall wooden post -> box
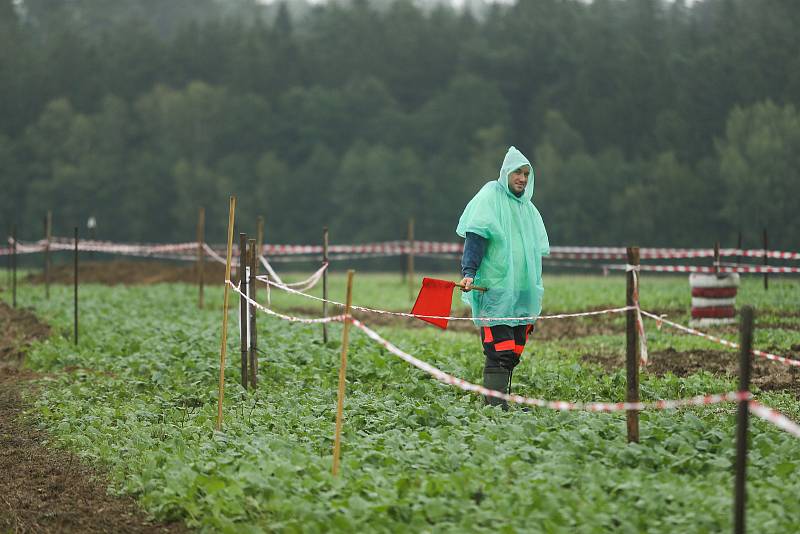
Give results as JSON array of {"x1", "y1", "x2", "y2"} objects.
[
  {"x1": 762, "y1": 228, "x2": 768, "y2": 291},
  {"x1": 248, "y1": 238, "x2": 258, "y2": 390},
  {"x1": 407, "y1": 218, "x2": 415, "y2": 301},
  {"x1": 197, "y1": 207, "x2": 205, "y2": 309},
  {"x1": 45, "y1": 211, "x2": 52, "y2": 300},
  {"x1": 734, "y1": 306, "x2": 754, "y2": 534},
  {"x1": 625, "y1": 246, "x2": 640, "y2": 443},
  {"x1": 332, "y1": 270, "x2": 355, "y2": 476},
  {"x1": 239, "y1": 233, "x2": 248, "y2": 389},
  {"x1": 216, "y1": 196, "x2": 237, "y2": 431},
  {"x1": 322, "y1": 226, "x2": 329, "y2": 344},
  {"x1": 73, "y1": 227, "x2": 79, "y2": 345},
  {"x1": 11, "y1": 224, "x2": 17, "y2": 309},
  {"x1": 714, "y1": 241, "x2": 721, "y2": 276}
]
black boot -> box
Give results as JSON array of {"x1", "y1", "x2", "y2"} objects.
[{"x1": 483, "y1": 367, "x2": 511, "y2": 410}]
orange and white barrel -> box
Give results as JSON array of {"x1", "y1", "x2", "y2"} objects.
[{"x1": 689, "y1": 273, "x2": 740, "y2": 326}]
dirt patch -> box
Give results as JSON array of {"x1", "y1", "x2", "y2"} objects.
[
  {"x1": 534, "y1": 314, "x2": 625, "y2": 340},
  {"x1": 287, "y1": 306, "x2": 627, "y2": 339},
  {"x1": 0, "y1": 303, "x2": 51, "y2": 366},
  {"x1": 0, "y1": 302, "x2": 187, "y2": 533},
  {"x1": 26, "y1": 260, "x2": 226, "y2": 286},
  {"x1": 582, "y1": 347, "x2": 800, "y2": 398}
]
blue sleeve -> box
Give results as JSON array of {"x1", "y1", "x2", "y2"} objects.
[{"x1": 461, "y1": 232, "x2": 487, "y2": 278}]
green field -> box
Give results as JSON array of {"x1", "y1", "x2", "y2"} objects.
[{"x1": 5, "y1": 273, "x2": 800, "y2": 533}]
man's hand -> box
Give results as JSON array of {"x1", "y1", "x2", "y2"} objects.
[{"x1": 459, "y1": 276, "x2": 474, "y2": 292}]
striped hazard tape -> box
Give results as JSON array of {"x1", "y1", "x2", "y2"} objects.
[
  {"x1": 749, "y1": 401, "x2": 800, "y2": 438},
  {"x1": 640, "y1": 311, "x2": 800, "y2": 368},
  {"x1": 607, "y1": 264, "x2": 800, "y2": 274},
  {"x1": 351, "y1": 316, "x2": 747, "y2": 411},
  {"x1": 228, "y1": 282, "x2": 799, "y2": 437}
]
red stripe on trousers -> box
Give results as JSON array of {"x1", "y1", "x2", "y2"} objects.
[
  {"x1": 483, "y1": 327, "x2": 493, "y2": 343},
  {"x1": 494, "y1": 340, "x2": 515, "y2": 352}
]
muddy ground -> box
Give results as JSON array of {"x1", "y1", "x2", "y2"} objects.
[
  {"x1": 0, "y1": 302, "x2": 187, "y2": 533},
  {"x1": 582, "y1": 347, "x2": 800, "y2": 399}
]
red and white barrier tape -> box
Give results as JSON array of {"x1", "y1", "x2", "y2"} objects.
[
  {"x1": 728, "y1": 248, "x2": 800, "y2": 261},
  {"x1": 639, "y1": 310, "x2": 800, "y2": 368},
  {"x1": 228, "y1": 280, "x2": 799, "y2": 437},
  {"x1": 261, "y1": 277, "x2": 633, "y2": 322},
  {"x1": 549, "y1": 246, "x2": 800, "y2": 261},
  {"x1": 6, "y1": 237, "x2": 799, "y2": 262},
  {"x1": 258, "y1": 255, "x2": 284, "y2": 285},
  {"x1": 48, "y1": 238, "x2": 198, "y2": 256},
  {"x1": 351, "y1": 317, "x2": 747, "y2": 411},
  {"x1": 204, "y1": 243, "x2": 326, "y2": 292},
  {"x1": 227, "y1": 280, "x2": 344, "y2": 324},
  {"x1": 749, "y1": 401, "x2": 800, "y2": 438},
  {"x1": 607, "y1": 264, "x2": 800, "y2": 274},
  {"x1": 256, "y1": 262, "x2": 328, "y2": 292},
  {"x1": 202, "y1": 243, "x2": 229, "y2": 266},
  {"x1": 3, "y1": 238, "x2": 46, "y2": 254}
]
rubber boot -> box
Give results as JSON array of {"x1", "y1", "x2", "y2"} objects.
[{"x1": 483, "y1": 367, "x2": 511, "y2": 410}]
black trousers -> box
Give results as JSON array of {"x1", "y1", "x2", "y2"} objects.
[{"x1": 480, "y1": 324, "x2": 534, "y2": 372}]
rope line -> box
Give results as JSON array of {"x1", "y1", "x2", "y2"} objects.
[
  {"x1": 259, "y1": 277, "x2": 634, "y2": 322},
  {"x1": 228, "y1": 282, "x2": 799, "y2": 437},
  {"x1": 640, "y1": 310, "x2": 800, "y2": 368}
]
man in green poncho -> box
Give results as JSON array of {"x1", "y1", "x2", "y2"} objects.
[{"x1": 457, "y1": 146, "x2": 549, "y2": 409}]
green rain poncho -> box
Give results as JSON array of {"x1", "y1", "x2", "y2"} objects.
[{"x1": 456, "y1": 146, "x2": 550, "y2": 326}]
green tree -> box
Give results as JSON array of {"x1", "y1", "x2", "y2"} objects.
[
  {"x1": 717, "y1": 101, "x2": 800, "y2": 248},
  {"x1": 331, "y1": 143, "x2": 426, "y2": 242}
]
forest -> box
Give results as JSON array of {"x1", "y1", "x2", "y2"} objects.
[{"x1": 1, "y1": 0, "x2": 798, "y2": 248}]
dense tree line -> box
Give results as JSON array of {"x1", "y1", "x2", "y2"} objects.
[{"x1": 1, "y1": 0, "x2": 799, "y2": 250}]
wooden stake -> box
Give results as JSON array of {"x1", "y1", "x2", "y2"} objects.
[
  {"x1": 734, "y1": 306, "x2": 754, "y2": 534},
  {"x1": 248, "y1": 238, "x2": 258, "y2": 390},
  {"x1": 197, "y1": 207, "x2": 205, "y2": 309},
  {"x1": 332, "y1": 270, "x2": 355, "y2": 476},
  {"x1": 216, "y1": 196, "x2": 237, "y2": 432},
  {"x1": 322, "y1": 226, "x2": 329, "y2": 344},
  {"x1": 11, "y1": 224, "x2": 17, "y2": 309},
  {"x1": 239, "y1": 232, "x2": 248, "y2": 389},
  {"x1": 625, "y1": 246, "x2": 640, "y2": 443},
  {"x1": 762, "y1": 228, "x2": 768, "y2": 291},
  {"x1": 45, "y1": 211, "x2": 52, "y2": 300},
  {"x1": 714, "y1": 241, "x2": 720, "y2": 276},
  {"x1": 407, "y1": 218, "x2": 415, "y2": 301},
  {"x1": 74, "y1": 227, "x2": 78, "y2": 345}
]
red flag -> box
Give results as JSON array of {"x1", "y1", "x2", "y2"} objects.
[{"x1": 411, "y1": 277, "x2": 456, "y2": 329}]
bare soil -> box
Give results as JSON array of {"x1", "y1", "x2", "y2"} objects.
[
  {"x1": 582, "y1": 347, "x2": 800, "y2": 399},
  {"x1": 0, "y1": 302, "x2": 187, "y2": 533}
]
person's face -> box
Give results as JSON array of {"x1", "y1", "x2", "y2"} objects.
[{"x1": 507, "y1": 165, "x2": 530, "y2": 195}]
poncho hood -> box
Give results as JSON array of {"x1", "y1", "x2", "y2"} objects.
[
  {"x1": 456, "y1": 146, "x2": 549, "y2": 326},
  {"x1": 498, "y1": 146, "x2": 534, "y2": 203}
]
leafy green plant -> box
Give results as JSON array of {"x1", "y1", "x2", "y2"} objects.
[{"x1": 6, "y1": 275, "x2": 800, "y2": 533}]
